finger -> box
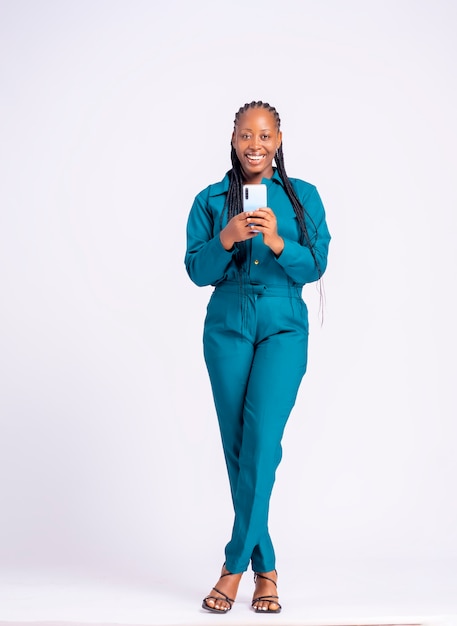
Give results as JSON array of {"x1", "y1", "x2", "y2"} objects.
[
  {"x1": 247, "y1": 216, "x2": 270, "y2": 227},
  {"x1": 251, "y1": 210, "x2": 274, "y2": 222},
  {"x1": 251, "y1": 208, "x2": 266, "y2": 216}
]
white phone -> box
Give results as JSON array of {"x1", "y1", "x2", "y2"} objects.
[
  {"x1": 243, "y1": 183, "x2": 267, "y2": 211},
  {"x1": 243, "y1": 184, "x2": 267, "y2": 232}
]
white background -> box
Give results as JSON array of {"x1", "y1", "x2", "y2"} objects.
[{"x1": 0, "y1": 0, "x2": 456, "y2": 622}]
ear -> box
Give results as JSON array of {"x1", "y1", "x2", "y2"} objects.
[{"x1": 277, "y1": 130, "x2": 283, "y2": 150}]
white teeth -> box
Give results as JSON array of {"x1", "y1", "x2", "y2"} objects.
[{"x1": 247, "y1": 155, "x2": 264, "y2": 161}]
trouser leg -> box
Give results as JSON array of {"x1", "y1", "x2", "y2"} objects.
[
  {"x1": 203, "y1": 291, "x2": 253, "y2": 507},
  {"x1": 226, "y1": 326, "x2": 308, "y2": 573},
  {"x1": 203, "y1": 290, "x2": 308, "y2": 574}
]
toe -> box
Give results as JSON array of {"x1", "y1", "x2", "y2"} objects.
[
  {"x1": 203, "y1": 593, "x2": 229, "y2": 612},
  {"x1": 253, "y1": 598, "x2": 280, "y2": 612},
  {"x1": 214, "y1": 597, "x2": 228, "y2": 611},
  {"x1": 203, "y1": 596, "x2": 215, "y2": 610}
]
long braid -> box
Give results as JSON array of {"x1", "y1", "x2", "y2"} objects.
[
  {"x1": 225, "y1": 100, "x2": 322, "y2": 278},
  {"x1": 274, "y1": 143, "x2": 322, "y2": 277},
  {"x1": 223, "y1": 146, "x2": 246, "y2": 269}
]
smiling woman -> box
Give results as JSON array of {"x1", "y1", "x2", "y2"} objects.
[
  {"x1": 232, "y1": 106, "x2": 282, "y2": 183},
  {"x1": 185, "y1": 101, "x2": 331, "y2": 615}
]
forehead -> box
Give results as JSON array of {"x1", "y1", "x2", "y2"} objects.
[{"x1": 235, "y1": 107, "x2": 278, "y2": 130}]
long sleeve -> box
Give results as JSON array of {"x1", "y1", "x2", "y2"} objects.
[
  {"x1": 185, "y1": 185, "x2": 235, "y2": 287},
  {"x1": 185, "y1": 173, "x2": 331, "y2": 289},
  {"x1": 275, "y1": 183, "x2": 331, "y2": 284}
]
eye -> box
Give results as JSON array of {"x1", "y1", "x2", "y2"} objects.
[
  {"x1": 261, "y1": 134, "x2": 271, "y2": 140},
  {"x1": 241, "y1": 133, "x2": 251, "y2": 140}
]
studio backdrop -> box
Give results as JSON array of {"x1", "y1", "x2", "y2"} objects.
[{"x1": 0, "y1": 0, "x2": 456, "y2": 581}]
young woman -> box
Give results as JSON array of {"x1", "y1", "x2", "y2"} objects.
[{"x1": 185, "y1": 101, "x2": 331, "y2": 614}]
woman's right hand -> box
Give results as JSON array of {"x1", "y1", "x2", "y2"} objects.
[{"x1": 220, "y1": 212, "x2": 258, "y2": 250}]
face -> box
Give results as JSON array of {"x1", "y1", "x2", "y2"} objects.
[{"x1": 232, "y1": 107, "x2": 282, "y2": 183}]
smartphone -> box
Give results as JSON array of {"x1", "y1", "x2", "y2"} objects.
[
  {"x1": 243, "y1": 184, "x2": 267, "y2": 212},
  {"x1": 243, "y1": 184, "x2": 267, "y2": 232}
]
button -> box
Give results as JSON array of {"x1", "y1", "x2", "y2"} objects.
[{"x1": 254, "y1": 259, "x2": 259, "y2": 265}]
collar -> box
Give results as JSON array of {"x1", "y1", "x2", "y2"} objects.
[{"x1": 208, "y1": 168, "x2": 285, "y2": 197}]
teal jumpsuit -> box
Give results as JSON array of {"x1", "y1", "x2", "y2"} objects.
[{"x1": 185, "y1": 169, "x2": 331, "y2": 575}]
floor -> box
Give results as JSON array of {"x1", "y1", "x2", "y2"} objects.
[{"x1": 0, "y1": 558, "x2": 456, "y2": 626}]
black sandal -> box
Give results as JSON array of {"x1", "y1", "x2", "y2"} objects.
[
  {"x1": 252, "y1": 571, "x2": 282, "y2": 613},
  {"x1": 202, "y1": 570, "x2": 237, "y2": 614}
]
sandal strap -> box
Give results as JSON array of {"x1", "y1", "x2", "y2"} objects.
[
  {"x1": 253, "y1": 572, "x2": 278, "y2": 587},
  {"x1": 252, "y1": 594, "x2": 281, "y2": 610},
  {"x1": 210, "y1": 586, "x2": 235, "y2": 604},
  {"x1": 202, "y1": 596, "x2": 231, "y2": 613}
]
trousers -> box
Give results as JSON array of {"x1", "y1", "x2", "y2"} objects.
[{"x1": 203, "y1": 282, "x2": 309, "y2": 574}]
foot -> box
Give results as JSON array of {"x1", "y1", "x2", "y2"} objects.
[
  {"x1": 252, "y1": 570, "x2": 282, "y2": 613},
  {"x1": 202, "y1": 564, "x2": 242, "y2": 613}
]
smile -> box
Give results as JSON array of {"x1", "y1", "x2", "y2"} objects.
[{"x1": 246, "y1": 154, "x2": 265, "y2": 163}]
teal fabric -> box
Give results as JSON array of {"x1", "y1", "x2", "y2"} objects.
[
  {"x1": 185, "y1": 169, "x2": 330, "y2": 288},
  {"x1": 185, "y1": 170, "x2": 330, "y2": 573}
]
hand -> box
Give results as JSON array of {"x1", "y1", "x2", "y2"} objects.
[
  {"x1": 220, "y1": 212, "x2": 261, "y2": 250},
  {"x1": 245, "y1": 208, "x2": 284, "y2": 256}
]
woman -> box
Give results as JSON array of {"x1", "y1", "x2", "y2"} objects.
[{"x1": 185, "y1": 101, "x2": 331, "y2": 614}]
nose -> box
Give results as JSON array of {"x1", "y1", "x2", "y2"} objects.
[{"x1": 249, "y1": 135, "x2": 261, "y2": 150}]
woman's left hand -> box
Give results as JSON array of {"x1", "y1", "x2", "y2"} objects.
[{"x1": 246, "y1": 208, "x2": 285, "y2": 256}]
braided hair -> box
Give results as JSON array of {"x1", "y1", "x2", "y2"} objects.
[{"x1": 225, "y1": 101, "x2": 321, "y2": 277}]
